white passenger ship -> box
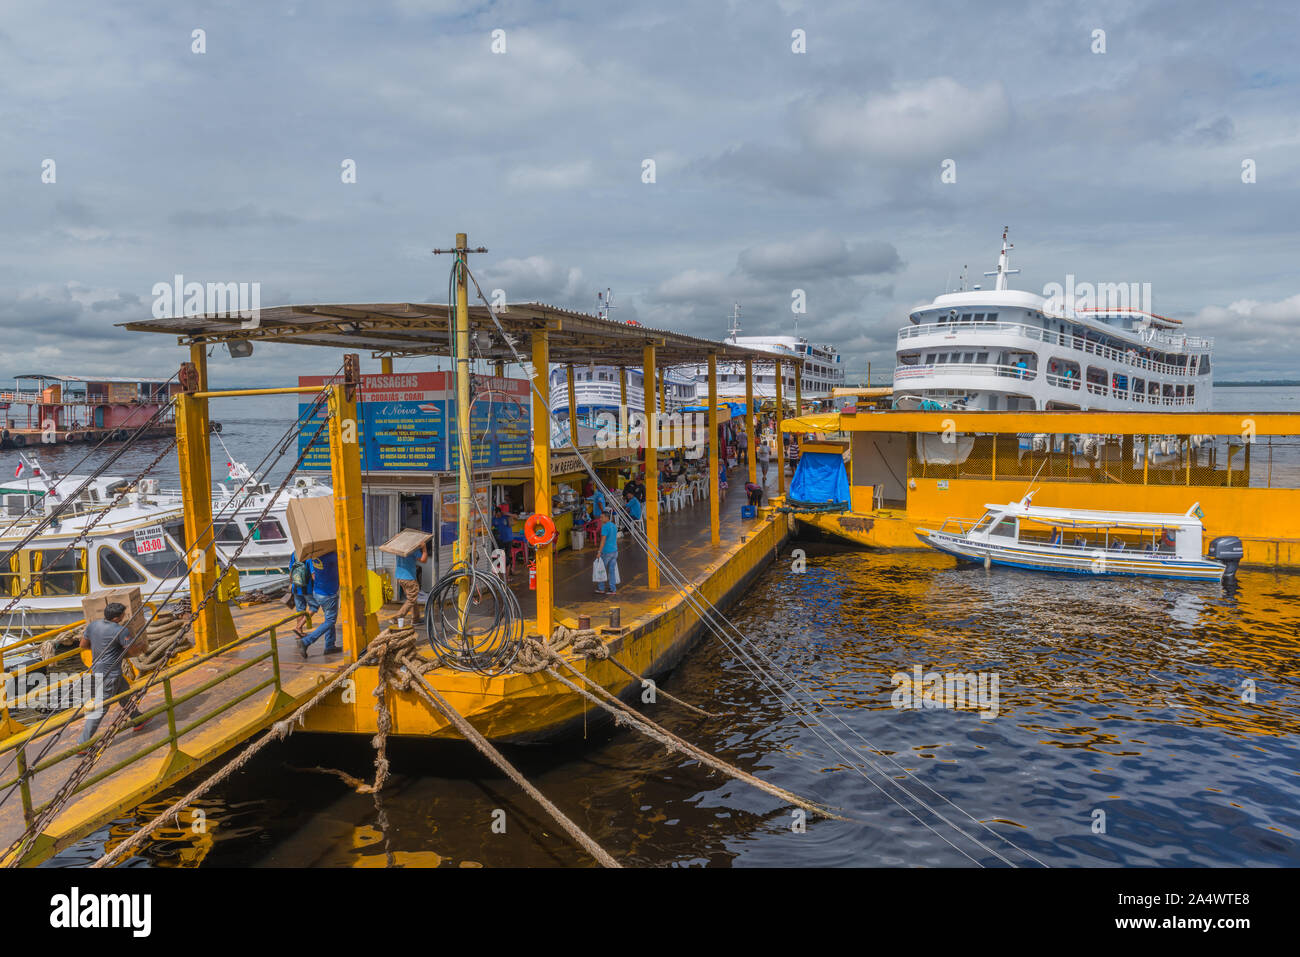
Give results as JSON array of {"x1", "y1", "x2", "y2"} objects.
[
  {"x1": 548, "y1": 289, "x2": 698, "y2": 425},
  {"x1": 691, "y1": 305, "x2": 845, "y2": 404},
  {"x1": 894, "y1": 230, "x2": 1213, "y2": 411}
]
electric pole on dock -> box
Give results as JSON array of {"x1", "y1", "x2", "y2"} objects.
[{"x1": 433, "y1": 234, "x2": 488, "y2": 596}]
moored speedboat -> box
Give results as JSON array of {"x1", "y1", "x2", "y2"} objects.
[{"x1": 915, "y1": 495, "x2": 1241, "y2": 581}]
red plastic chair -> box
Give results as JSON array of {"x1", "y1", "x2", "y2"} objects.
[{"x1": 508, "y1": 539, "x2": 528, "y2": 572}]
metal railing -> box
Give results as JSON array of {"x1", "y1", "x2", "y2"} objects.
[
  {"x1": 895, "y1": 362, "x2": 1037, "y2": 381},
  {"x1": 898, "y1": 320, "x2": 1209, "y2": 377},
  {"x1": 0, "y1": 611, "x2": 300, "y2": 832}
]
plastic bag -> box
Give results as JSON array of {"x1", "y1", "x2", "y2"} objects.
[{"x1": 592, "y1": 557, "x2": 608, "y2": 583}]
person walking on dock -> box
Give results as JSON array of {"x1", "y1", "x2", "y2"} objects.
[
  {"x1": 78, "y1": 602, "x2": 149, "y2": 748},
  {"x1": 394, "y1": 539, "x2": 428, "y2": 626},
  {"x1": 757, "y1": 439, "x2": 771, "y2": 485},
  {"x1": 288, "y1": 551, "x2": 318, "y2": 639},
  {"x1": 595, "y1": 511, "x2": 619, "y2": 596},
  {"x1": 300, "y1": 551, "x2": 341, "y2": 657}
]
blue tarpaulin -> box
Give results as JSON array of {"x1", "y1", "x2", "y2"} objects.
[{"x1": 788, "y1": 450, "x2": 850, "y2": 508}]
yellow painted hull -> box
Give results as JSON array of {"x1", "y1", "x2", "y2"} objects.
[{"x1": 302, "y1": 511, "x2": 792, "y2": 742}]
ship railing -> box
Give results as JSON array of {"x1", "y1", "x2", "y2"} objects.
[
  {"x1": 898, "y1": 321, "x2": 1204, "y2": 378},
  {"x1": 938, "y1": 518, "x2": 979, "y2": 535},
  {"x1": 895, "y1": 362, "x2": 1037, "y2": 381},
  {"x1": 0, "y1": 610, "x2": 301, "y2": 833}
]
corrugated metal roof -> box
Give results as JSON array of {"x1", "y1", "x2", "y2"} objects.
[{"x1": 119, "y1": 301, "x2": 802, "y2": 369}]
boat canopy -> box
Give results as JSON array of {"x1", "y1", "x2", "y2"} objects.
[
  {"x1": 788, "y1": 450, "x2": 850, "y2": 509},
  {"x1": 992, "y1": 498, "x2": 1205, "y2": 529}
]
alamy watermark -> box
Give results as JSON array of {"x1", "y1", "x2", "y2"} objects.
[
  {"x1": 151, "y1": 274, "x2": 261, "y2": 328},
  {"x1": 1041, "y1": 274, "x2": 1153, "y2": 319},
  {"x1": 3, "y1": 667, "x2": 106, "y2": 712},
  {"x1": 592, "y1": 404, "x2": 707, "y2": 459},
  {"x1": 891, "y1": 665, "x2": 1000, "y2": 719}
]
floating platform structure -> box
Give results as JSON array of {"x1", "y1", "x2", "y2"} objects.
[
  {"x1": 0, "y1": 374, "x2": 188, "y2": 448},
  {"x1": 0, "y1": 241, "x2": 812, "y2": 865}
]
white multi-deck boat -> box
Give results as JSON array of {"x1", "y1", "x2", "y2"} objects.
[
  {"x1": 916, "y1": 495, "x2": 1241, "y2": 581},
  {"x1": 548, "y1": 289, "x2": 699, "y2": 426},
  {"x1": 0, "y1": 458, "x2": 331, "y2": 637},
  {"x1": 690, "y1": 304, "x2": 845, "y2": 404},
  {"x1": 894, "y1": 229, "x2": 1213, "y2": 411}
]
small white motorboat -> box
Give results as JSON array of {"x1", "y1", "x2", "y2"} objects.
[{"x1": 916, "y1": 494, "x2": 1242, "y2": 582}]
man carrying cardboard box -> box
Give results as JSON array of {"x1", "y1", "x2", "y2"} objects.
[
  {"x1": 78, "y1": 602, "x2": 150, "y2": 748},
  {"x1": 299, "y1": 550, "x2": 341, "y2": 657}
]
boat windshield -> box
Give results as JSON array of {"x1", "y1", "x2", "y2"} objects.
[{"x1": 972, "y1": 512, "x2": 996, "y2": 534}]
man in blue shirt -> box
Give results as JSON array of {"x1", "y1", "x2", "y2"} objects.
[
  {"x1": 394, "y1": 539, "x2": 428, "y2": 626},
  {"x1": 624, "y1": 489, "x2": 643, "y2": 524},
  {"x1": 300, "y1": 550, "x2": 341, "y2": 657},
  {"x1": 289, "y1": 550, "x2": 319, "y2": 638},
  {"x1": 595, "y1": 514, "x2": 618, "y2": 595}
]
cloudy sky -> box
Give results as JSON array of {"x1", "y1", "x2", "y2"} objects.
[{"x1": 2, "y1": 0, "x2": 1297, "y2": 388}]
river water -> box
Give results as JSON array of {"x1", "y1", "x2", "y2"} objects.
[{"x1": 30, "y1": 387, "x2": 1300, "y2": 867}]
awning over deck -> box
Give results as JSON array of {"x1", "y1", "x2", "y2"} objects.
[{"x1": 120, "y1": 302, "x2": 798, "y2": 371}]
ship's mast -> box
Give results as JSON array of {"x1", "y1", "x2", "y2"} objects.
[
  {"x1": 726, "y1": 303, "x2": 742, "y2": 343},
  {"x1": 984, "y1": 226, "x2": 1020, "y2": 291},
  {"x1": 596, "y1": 287, "x2": 615, "y2": 321}
]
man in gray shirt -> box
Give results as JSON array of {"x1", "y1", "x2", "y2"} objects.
[{"x1": 78, "y1": 602, "x2": 149, "y2": 746}]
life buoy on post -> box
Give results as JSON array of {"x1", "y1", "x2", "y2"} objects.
[{"x1": 524, "y1": 513, "x2": 556, "y2": 546}]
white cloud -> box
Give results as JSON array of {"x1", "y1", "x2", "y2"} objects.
[
  {"x1": 506, "y1": 160, "x2": 593, "y2": 191},
  {"x1": 799, "y1": 78, "x2": 1010, "y2": 163}
]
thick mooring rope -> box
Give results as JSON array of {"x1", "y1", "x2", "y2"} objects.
[
  {"x1": 90, "y1": 640, "x2": 383, "y2": 868},
  {"x1": 519, "y1": 638, "x2": 841, "y2": 822},
  {"x1": 391, "y1": 651, "x2": 621, "y2": 868},
  {"x1": 518, "y1": 624, "x2": 717, "y2": 718}
]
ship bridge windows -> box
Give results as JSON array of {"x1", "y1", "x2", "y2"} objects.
[
  {"x1": 989, "y1": 517, "x2": 1018, "y2": 539},
  {"x1": 249, "y1": 518, "x2": 287, "y2": 543},
  {"x1": 98, "y1": 545, "x2": 146, "y2": 587}
]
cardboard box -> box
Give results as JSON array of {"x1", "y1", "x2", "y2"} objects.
[
  {"x1": 81, "y1": 587, "x2": 147, "y2": 643},
  {"x1": 379, "y1": 527, "x2": 431, "y2": 558},
  {"x1": 286, "y1": 495, "x2": 337, "y2": 559}
]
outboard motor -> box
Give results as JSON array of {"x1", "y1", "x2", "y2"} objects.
[{"x1": 1207, "y1": 536, "x2": 1243, "y2": 578}]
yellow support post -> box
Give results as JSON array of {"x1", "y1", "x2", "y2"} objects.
[
  {"x1": 328, "y1": 367, "x2": 377, "y2": 660},
  {"x1": 774, "y1": 360, "x2": 786, "y2": 497},
  {"x1": 567, "y1": 364, "x2": 578, "y2": 449},
  {"x1": 454, "y1": 234, "x2": 472, "y2": 569},
  {"x1": 494, "y1": 361, "x2": 505, "y2": 377},
  {"x1": 708, "y1": 352, "x2": 720, "y2": 546},
  {"x1": 619, "y1": 366, "x2": 627, "y2": 411},
  {"x1": 795, "y1": 363, "x2": 803, "y2": 454},
  {"x1": 659, "y1": 366, "x2": 666, "y2": 420},
  {"x1": 644, "y1": 344, "x2": 659, "y2": 589},
  {"x1": 380, "y1": 357, "x2": 393, "y2": 374},
  {"x1": 175, "y1": 347, "x2": 234, "y2": 653},
  {"x1": 532, "y1": 330, "x2": 554, "y2": 636},
  {"x1": 745, "y1": 358, "x2": 756, "y2": 487}
]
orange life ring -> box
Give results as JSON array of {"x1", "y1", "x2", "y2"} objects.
[{"x1": 524, "y1": 513, "x2": 556, "y2": 546}]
